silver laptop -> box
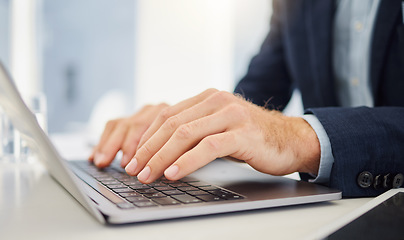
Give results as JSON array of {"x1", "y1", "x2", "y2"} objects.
[{"x1": 0, "y1": 62, "x2": 341, "y2": 224}]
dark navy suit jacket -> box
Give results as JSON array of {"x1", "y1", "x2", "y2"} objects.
[{"x1": 234, "y1": 0, "x2": 404, "y2": 197}]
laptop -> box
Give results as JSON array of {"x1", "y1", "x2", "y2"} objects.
[{"x1": 0, "y1": 62, "x2": 341, "y2": 224}]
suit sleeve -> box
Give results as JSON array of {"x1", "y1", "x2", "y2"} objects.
[
  {"x1": 234, "y1": 0, "x2": 293, "y2": 110},
  {"x1": 307, "y1": 106, "x2": 404, "y2": 197}
]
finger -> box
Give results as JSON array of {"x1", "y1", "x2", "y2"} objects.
[
  {"x1": 89, "y1": 118, "x2": 122, "y2": 162},
  {"x1": 132, "y1": 108, "x2": 211, "y2": 175},
  {"x1": 120, "y1": 125, "x2": 148, "y2": 168},
  {"x1": 92, "y1": 103, "x2": 168, "y2": 167},
  {"x1": 127, "y1": 90, "x2": 219, "y2": 175},
  {"x1": 88, "y1": 151, "x2": 95, "y2": 162},
  {"x1": 137, "y1": 88, "x2": 219, "y2": 150},
  {"x1": 130, "y1": 91, "x2": 239, "y2": 176},
  {"x1": 134, "y1": 105, "x2": 241, "y2": 183},
  {"x1": 89, "y1": 119, "x2": 119, "y2": 161},
  {"x1": 90, "y1": 104, "x2": 158, "y2": 163},
  {"x1": 94, "y1": 122, "x2": 130, "y2": 168},
  {"x1": 164, "y1": 131, "x2": 239, "y2": 180},
  {"x1": 119, "y1": 103, "x2": 169, "y2": 168}
]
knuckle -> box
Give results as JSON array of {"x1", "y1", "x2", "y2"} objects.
[
  {"x1": 105, "y1": 119, "x2": 119, "y2": 129},
  {"x1": 212, "y1": 91, "x2": 234, "y2": 103},
  {"x1": 205, "y1": 88, "x2": 219, "y2": 95},
  {"x1": 220, "y1": 103, "x2": 250, "y2": 123},
  {"x1": 120, "y1": 119, "x2": 131, "y2": 128},
  {"x1": 138, "y1": 143, "x2": 153, "y2": 158},
  {"x1": 157, "y1": 102, "x2": 169, "y2": 108},
  {"x1": 175, "y1": 124, "x2": 193, "y2": 140},
  {"x1": 164, "y1": 115, "x2": 180, "y2": 131},
  {"x1": 141, "y1": 104, "x2": 153, "y2": 110},
  {"x1": 226, "y1": 131, "x2": 236, "y2": 144},
  {"x1": 128, "y1": 116, "x2": 144, "y2": 126},
  {"x1": 228, "y1": 103, "x2": 249, "y2": 118},
  {"x1": 158, "y1": 107, "x2": 172, "y2": 122},
  {"x1": 203, "y1": 136, "x2": 221, "y2": 153},
  {"x1": 153, "y1": 153, "x2": 165, "y2": 166}
]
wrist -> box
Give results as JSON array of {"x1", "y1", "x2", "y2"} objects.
[{"x1": 289, "y1": 116, "x2": 320, "y2": 175}]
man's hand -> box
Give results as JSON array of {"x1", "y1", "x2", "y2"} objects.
[
  {"x1": 88, "y1": 103, "x2": 169, "y2": 168},
  {"x1": 89, "y1": 88, "x2": 321, "y2": 184}
]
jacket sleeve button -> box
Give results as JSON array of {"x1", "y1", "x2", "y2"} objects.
[
  {"x1": 357, "y1": 171, "x2": 373, "y2": 188},
  {"x1": 392, "y1": 173, "x2": 404, "y2": 188},
  {"x1": 373, "y1": 174, "x2": 382, "y2": 189},
  {"x1": 383, "y1": 174, "x2": 391, "y2": 188}
]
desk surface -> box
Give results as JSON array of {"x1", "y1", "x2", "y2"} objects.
[{"x1": 0, "y1": 133, "x2": 372, "y2": 240}]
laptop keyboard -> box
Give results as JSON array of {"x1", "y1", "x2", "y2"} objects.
[{"x1": 73, "y1": 161, "x2": 244, "y2": 209}]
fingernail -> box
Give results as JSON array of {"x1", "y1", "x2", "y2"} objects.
[
  {"x1": 125, "y1": 158, "x2": 138, "y2": 175},
  {"x1": 164, "y1": 165, "x2": 179, "y2": 179},
  {"x1": 94, "y1": 153, "x2": 106, "y2": 166},
  {"x1": 137, "y1": 166, "x2": 151, "y2": 182}
]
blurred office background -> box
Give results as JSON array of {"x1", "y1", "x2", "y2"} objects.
[{"x1": 0, "y1": 0, "x2": 301, "y2": 136}]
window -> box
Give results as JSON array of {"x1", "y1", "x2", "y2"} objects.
[{"x1": 8, "y1": 0, "x2": 294, "y2": 136}]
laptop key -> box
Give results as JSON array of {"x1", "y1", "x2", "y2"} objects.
[
  {"x1": 113, "y1": 187, "x2": 135, "y2": 193},
  {"x1": 162, "y1": 180, "x2": 178, "y2": 184},
  {"x1": 136, "y1": 188, "x2": 159, "y2": 194},
  {"x1": 144, "y1": 192, "x2": 167, "y2": 198},
  {"x1": 133, "y1": 201, "x2": 158, "y2": 208},
  {"x1": 199, "y1": 186, "x2": 220, "y2": 191},
  {"x1": 123, "y1": 181, "x2": 144, "y2": 186},
  {"x1": 121, "y1": 178, "x2": 141, "y2": 184},
  {"x1": 91, "y1": 173, "x2": 110, "y2": 178},
  {"x1": 179, "y1": 176, "x2": 199, "y2": 183},
  {"x1": 152, "y1": 197, "x2": 180, "y2": 206},
  {"x1": 188, "y1": 190, "x2": 210, "y2": 196},
  {"x1": 147, "y1": 182, "x2": 167, "y2": 187},
  {"x1": 168, "y1": 182, "x2": 189, "y2": 188},
  {"x1": 107, "y1": 184, "x2": 127, "y2": 189},
  {"x1": 96, "y1": 177, "x2": 115, "y2": 181},
  {"x1": 188, "y1": 181, "x2": 211, "y2": 187},
  {"x1": 125, "y1": 196, "x2": 150, "y2": 202},
  {"x1": 177, "y1": 186, "x2": 199, "y2": 192},
  {"x1": 208, "y1": 190, "x2": 244, "y2": 200},
  {"x1": 118, "y1": 192, "x2": 141, "y2": 197},
  {"x1": 196, "y1": 194, "x2": 224, "y2": 202},
  {"x1": 154, "y1": 186, "x2": 175, "y2": 191},
  {"x1": 162, "y1": 190, "x2": 185, "y2": 195},
  {"x1": 131, "y1": 185, "x2": 152, "y2": 190},
  {"x1": 116, "y1": 202, "x2": 135, "y2": 209},
  {"x1": 172, "y1": 194, "x2": 202, "y2": 204},
  {"x1": 101, "y1": 180, "x2": 121, "y2": 185},
  {"x1": 114, "y1": 175, "x2": 132, "y2": 181}
]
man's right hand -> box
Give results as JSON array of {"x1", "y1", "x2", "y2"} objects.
[{"x1": 89, "y1": 88, "x2": 320, "y2": 184}]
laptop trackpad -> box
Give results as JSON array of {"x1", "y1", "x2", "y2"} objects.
[{"x1": 190, "y1": 158, "x2": 339, "y2": 201}]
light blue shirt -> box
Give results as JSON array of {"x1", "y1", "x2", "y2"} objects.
[{"x1": 302, "y1": 0, "x2": 381, "y2": 183}]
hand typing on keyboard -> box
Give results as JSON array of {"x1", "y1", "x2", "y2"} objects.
[{"x1": 89, "y1": 88, "x2": 320, "y2": 184}]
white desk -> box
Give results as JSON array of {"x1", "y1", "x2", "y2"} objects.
[{"x1": 0, "y1": 133, "x2": 372, "y2": 240}]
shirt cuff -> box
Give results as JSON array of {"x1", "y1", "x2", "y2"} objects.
[{"x1": 301, "y1": 114, "x2": 334, "y2": 184}]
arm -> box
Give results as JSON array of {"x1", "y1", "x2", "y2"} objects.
[
  {"x1": 308, "y1": 106, "x2": 404, "y2": 197},
  {"x1": 234, "y1": 0, "x2": 293, "y2": 110}
]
